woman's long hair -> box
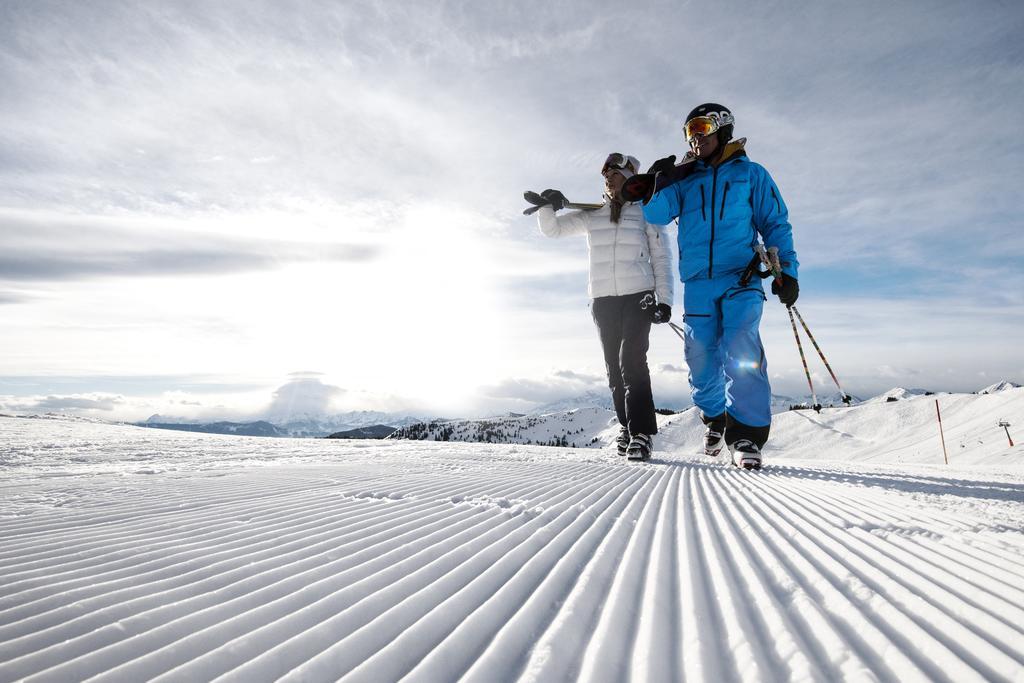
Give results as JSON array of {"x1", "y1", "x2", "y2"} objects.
[{"x1": 609, "y1": 196, "x2": 623, "y2": 224}]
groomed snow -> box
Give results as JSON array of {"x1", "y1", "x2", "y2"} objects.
[{"x1": 2, "y1": 416, "x2": 1023, "y2": 682}]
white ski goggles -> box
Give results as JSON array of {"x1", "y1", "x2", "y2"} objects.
[{"x1": 602, "y1": 153, "x2": 640, "y2": 177}]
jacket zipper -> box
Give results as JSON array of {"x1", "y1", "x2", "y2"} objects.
[
  {"x1": 611, "y1": 209, "x2": 619, "y2": 295},
  {"x1": 727, "y1": 286, "x2": 766, "y2": 300},
  {"x1": 679, "y1": 198, "x2": 685, "y2": 264},
  {"x1": 709, "y1": 165, "x2": 719, "y2": 278},
  {"x1": 720, "y1": 181, "x2": 730, "y2": 220},
  {"x1": 700, "y1": 185, "x2": 706, "y2": 221}
]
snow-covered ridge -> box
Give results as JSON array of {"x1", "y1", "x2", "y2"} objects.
[
  {"x1": 386, "y1": 387, "x2": 1024, "y2": 466},
  {"x1": 387, "y1": 406, "x2": 618, "y2": 448},
  {"x1": 981, "y1": 380, "x2": 1022, "y2": 394},
  {"x1": 272, "y1": 412, "x2": 424, "y2": 438},
  {"x1": 530, "y1": 390, "x2": 614, "y2": 415},
  {"x1": 863, "y1": 387, "x2": 935, "y2": 404}
]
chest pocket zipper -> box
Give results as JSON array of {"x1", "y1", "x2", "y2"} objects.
[
  {"x1": 700, "y1": 185, "x2": 706, "y2": 221},
  {"x1": 720, "y1": 181, "x2": 730, "y2": 220}
]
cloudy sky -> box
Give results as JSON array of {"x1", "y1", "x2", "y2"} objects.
[{"x1": 2, "y1": 0, "x2": 1022, "y2": 421}]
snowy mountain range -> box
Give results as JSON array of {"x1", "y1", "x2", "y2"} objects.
[
  {"x1": 17, "y1": 382, "x2": 1017, "y2": 444},
  {"x1": 143, "y1": 420, "x2": 286, "y2": 437},
  {"x1": 138, "y1": 410, "x2": 425, "y2": 438},
  {"x1": 530, "y1": 390, "x2": 615, "y2": 414},
  {"x1": 325, "y1": 425, "x2": 399, "y2": 439}
]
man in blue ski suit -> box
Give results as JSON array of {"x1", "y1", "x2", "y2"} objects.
[{"x1": 623, "y1": 103, "x2": 799, "y2": 469}]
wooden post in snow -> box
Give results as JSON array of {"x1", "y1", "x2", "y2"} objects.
[{"x1": 935, "y1": 399, "x2": 949, "y2": 465}]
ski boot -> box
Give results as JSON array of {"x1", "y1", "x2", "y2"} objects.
[
  {"x1": 728, "y1": 439, "x2": 762, "y2": 470},
  {"x1": 627, "y1": 433, "x2": 653, "y2": 461},
  {"x1": 704, "y1": 426, "x2": 726, "y2": 458},
  {"x1": 615, "y1": 427, "x2": 630, "y2": 457},
  {"x1": 701, "y1": 413, "x2": 727, "y2": 458}
]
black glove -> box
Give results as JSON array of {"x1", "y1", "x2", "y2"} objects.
[
  {"x1": 540, "y1": 188, "x2": 566, "y2": 211},
  {"x1": 652, "y1": 303, "x2": 672, "y2": 324},
  {"x1": 523, "y1": 190, "x2": 547, "y2": 206},
  {"x1": 646, "y1": 155, "x2": 676, "y2": 175},
  {"x1": 620, "y1": 174, "x2": 655, "y2": 203},
  {"x1": 771, "y1": 274, "x2": 799, "y2": 306}
]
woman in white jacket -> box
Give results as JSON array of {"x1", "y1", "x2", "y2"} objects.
[{"x1": 536, "y1": 153, "x2": 674, "y2": 460}]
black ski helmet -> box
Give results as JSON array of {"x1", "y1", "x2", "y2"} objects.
[{"x1": 685, "y1": 102, "x2": 734, "y2": 144}]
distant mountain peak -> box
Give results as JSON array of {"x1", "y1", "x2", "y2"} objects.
[
  {"x1": 531, "y1": 390, "x2": 615, "y2": 415},
  {"x1": 980, "y1": 380, "x2": 1022, "y2": 394}
]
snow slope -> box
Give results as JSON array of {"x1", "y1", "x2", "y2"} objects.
[
  {"x1": 648, "y1": 388, "x2": 1024, "y2": 468},
  {"x1": 1, "y1": 417, "x2": 1023, "y2": 682},
  {"x1": 395, "y1": 388, "x2": 1024, "y2": 468}
]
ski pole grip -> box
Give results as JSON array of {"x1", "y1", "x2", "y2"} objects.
[
  {"x1": 766, "y1": 246, "x2": 783, "y2": 279},
  {"x1": 755, "y1": 244, "x2": 781, "y2": 279}
]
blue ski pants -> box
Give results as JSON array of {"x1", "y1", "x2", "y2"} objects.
[{"x1": 681, "y1": 274, "x2": 772, "y2": 428}]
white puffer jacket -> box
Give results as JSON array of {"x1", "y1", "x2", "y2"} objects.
[{"x1": 538, "y1": 202, "x2": 674, "y2": 304}]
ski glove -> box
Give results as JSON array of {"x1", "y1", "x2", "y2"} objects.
[
  {"x1": 771, "y1": 275, "x2": 799, "y2": 306},
  {"x1": 540, "y1": 189, "x2": 567, "y2": 212},
  {"x1": 646, "y1": 155, "x2": 676, "y2": 176},
  {"x1": 620, "y1": 174, "x2": 656, "y2": 203},
  {"x1": 652, "y1": 303, "x2": 672, "y2": 324}
]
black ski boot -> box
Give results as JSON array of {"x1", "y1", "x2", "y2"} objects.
[
  {"x1": 702, "y1": 413, "x2": 727, "y2": 458},
  {"x1": 704, "y1": 426, "x2": 726, "y2": 457},
  {"x1": 627, "y1": 433, "x2": 653, "y2": 461},
  {"x1": 729, "y1": 439, "x2": 762, "y2": 470},
  {"x1": 616, "y1": 427, "x2": 630, "y2": 457}
]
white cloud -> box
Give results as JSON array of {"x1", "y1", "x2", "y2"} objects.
[
  {"x1": 480, "y1": 371, "x2": 603, "y2": 404},
  {"x1": 265, "y1": 374, "x2": 346, "y2": 422},
  {"x1": 0, "y1": 387, "x2": 267, "y2": 422},
  {"x1": 0, "y1": 208, "x2": 379, "y2": 284},
  {"x1": 0, "y1": 393, "x2": 127, "y2": 413}
]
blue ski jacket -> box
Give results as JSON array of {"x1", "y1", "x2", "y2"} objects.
[{"x1": 642, "y1": 141, "x2": 799, "y2": 283}]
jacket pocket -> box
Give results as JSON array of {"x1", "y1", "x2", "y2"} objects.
[{"x1": 726, "y1": 286, "x2": 767, "y2": 302}]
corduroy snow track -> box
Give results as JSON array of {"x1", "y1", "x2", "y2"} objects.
[{"x1": 1, "y1": 418, "x2": 1023, "y2": 682}]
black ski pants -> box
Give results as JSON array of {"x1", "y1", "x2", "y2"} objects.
[{"x1": 591, "y1": 291, "x2": 658, "y2": 436}]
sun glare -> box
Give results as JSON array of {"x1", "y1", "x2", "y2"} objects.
[{"x1": 363, "y1": 204, "x2": 508, "y2": 409}]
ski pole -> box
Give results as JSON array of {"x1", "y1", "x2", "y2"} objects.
[
  {"x1": 667, "y1": 321, "x2": 687, "y2": 343},
  {"x1": 790, "y1": 306, "x2": 852, "y2": 405},
  {"x1": 759, "y1": 245, "x2": 821, "y2": 412},
  {"x1": 765, "y1": 246, "x2": 851, "y2": 406},
  {"x1": 787, "y1": 306, "x2": 821, "y2": 412}
]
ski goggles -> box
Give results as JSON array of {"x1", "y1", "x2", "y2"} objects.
[
  {"x1": 683, "y1": 111, "x2": 734, "y2": 141},
  {"x1": 601, "y1": 153, "x2": 640, "y2": 176}
]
